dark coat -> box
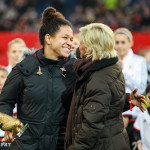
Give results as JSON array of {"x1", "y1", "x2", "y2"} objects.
[
  {"x1": 0, "y1": 49, "x2": 66, "y2": 150},
  {"x1": 68, "y1": 57, "x2": 130, "y2": 150}
]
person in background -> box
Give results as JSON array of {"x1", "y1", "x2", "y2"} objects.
[
  {"x1": 66, "y1": 23, "x2": 131, "y2": 150},
  {"x1": 114, "y1": 28, "x2": 147, "y2": 94},
  {"x1": 0, "y1": 6, "x2": 73, "y2": 150},
  {"x1": 6, "y1": 38, "x2": 27, "y2": 120},
  {"x1": 0, "y1": 66, "x2": 9, "y2": 150},
  {"x1": 6, "y1": 38, "x2": 27, "y2": 74},
  {"x1": 133, "y1": 83, "x2": 150, "y2": 150},
  {"x1": 114, "y1": 27, "x2": 148, "y2": 150},
  {"x1": 0, "y1": 67, "x2": 8, "y2": 94},
  {"x1": 70, "y1": 34, "x2": 80, "y2": 55},
  {"x1": 138, "y1": 49, "x2": 150, "y2": 84}
]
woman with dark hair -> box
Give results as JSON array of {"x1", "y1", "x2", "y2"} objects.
[{"x1": 0, "y1": 7, "x2": 73, "y2": 150}]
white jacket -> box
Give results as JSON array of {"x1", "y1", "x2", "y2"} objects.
[
  {"x1": 122, "y1": 49, "x2": 147, "y2": 94},
  {"x1": 133, "y1": 109, "x2": 150, "y2": 150},
  {"x1": 122, "y1": 49, "x2": 147, "y2": 117}
]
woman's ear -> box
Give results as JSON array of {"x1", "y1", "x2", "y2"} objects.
[{"x1": 45, "y1": 34, "x2": 51, "y2": 45}]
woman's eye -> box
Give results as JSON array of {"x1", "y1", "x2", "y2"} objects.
[
  {"x1": 11, "y1": 50, "x2": 17, "y2": 53},
  {"x1": 0, "y1": 75, "x2": 4, "y2": 79}
]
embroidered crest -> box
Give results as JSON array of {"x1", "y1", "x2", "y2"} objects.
[{"x1": 60, "y1": 67, "x2": 66, "y2": 72}]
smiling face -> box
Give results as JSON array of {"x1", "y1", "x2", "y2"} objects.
[
  {"x1": 114, "y1": 34, "x2": 132, "y2": 59},
  {"x1": 45, "y1": 25, "x2": 73, "y2": 59}
]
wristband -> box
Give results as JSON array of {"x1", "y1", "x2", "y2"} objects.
[{"x1": 129, "y1": 96, "x2": 133, "y2": 111}]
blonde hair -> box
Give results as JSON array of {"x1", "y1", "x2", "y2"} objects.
[
  {"x1": 79, "y1": 23, "x2": 117, "y2": 61},
  {"x1": 8, "y1": 38, "x2": 26, "y2": 51},
  {"x1": 0, "y1": 66, "x2": 8, "y2": 76},
  {"x1": 114, "y1": 27, "x2": 133, "y2": 43}
]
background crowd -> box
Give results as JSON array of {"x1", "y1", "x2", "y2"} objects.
[{"x1": 0, "y1": 0, "x2": 150, "y2": 32}]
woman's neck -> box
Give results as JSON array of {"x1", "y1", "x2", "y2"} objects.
[
  {"x1": 10, "y1": 62, "x2": 16, "y2": 68},
  {"x1": 44, "y1": 46, "x2": 58, "y2": 60},
  {"x1": 118, "y1": 55, "x2": 124, "y2": 61}
]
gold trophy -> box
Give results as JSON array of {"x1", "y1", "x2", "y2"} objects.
[{"x1": 0, "y1": 112, "x2": 29, "y2": 139}]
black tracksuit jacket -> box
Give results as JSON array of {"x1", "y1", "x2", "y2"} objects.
[{"x1": 0, "y1": 49, "x2": 66, "y2": 150}]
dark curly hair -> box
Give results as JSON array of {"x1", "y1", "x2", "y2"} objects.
[{"x1": 39, "y1": 7, "x2": 72, "y2": 46}]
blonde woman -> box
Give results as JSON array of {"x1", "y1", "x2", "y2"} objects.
[
  {"x1": 6, "y1": 38, "x2": 26, "y2": 74},
  {"x1": 114, "y1": 28, "x2": 147, "y2": 149},
  {"x1": 65, "y1": 23, "x2": 131, "y2": 150},
  {"x1": 114, "y1": 28, "x2": 147, "y2": 94}
]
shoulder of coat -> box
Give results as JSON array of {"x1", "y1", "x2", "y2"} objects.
[{"x1": 16, "y1": 55, "x2": 39, "y2": 76}]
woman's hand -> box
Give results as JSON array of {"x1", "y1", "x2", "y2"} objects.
[
  {"x1": 4, "y1": 131, "x2": 14, "y2": 143},
  {"x1": 130, "y1": 88, "x2": 147, "y2": 112},
  {"x1": 3, "y1": 122, "x2": 23, "y2": 143}
]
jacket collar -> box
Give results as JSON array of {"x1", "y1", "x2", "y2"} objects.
[
  {"x1": 75, "y1": 57, "x2": 118, "y2": 85},
  {"x1": 84, "y1": 57, "x2": 118, "y2": 75},
  {"x1": 123, "y1": 48, "x2": 134, "y2": 61},
  {"x1": 37, "y1": 49, "x2": 64, "y2": 66}
]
